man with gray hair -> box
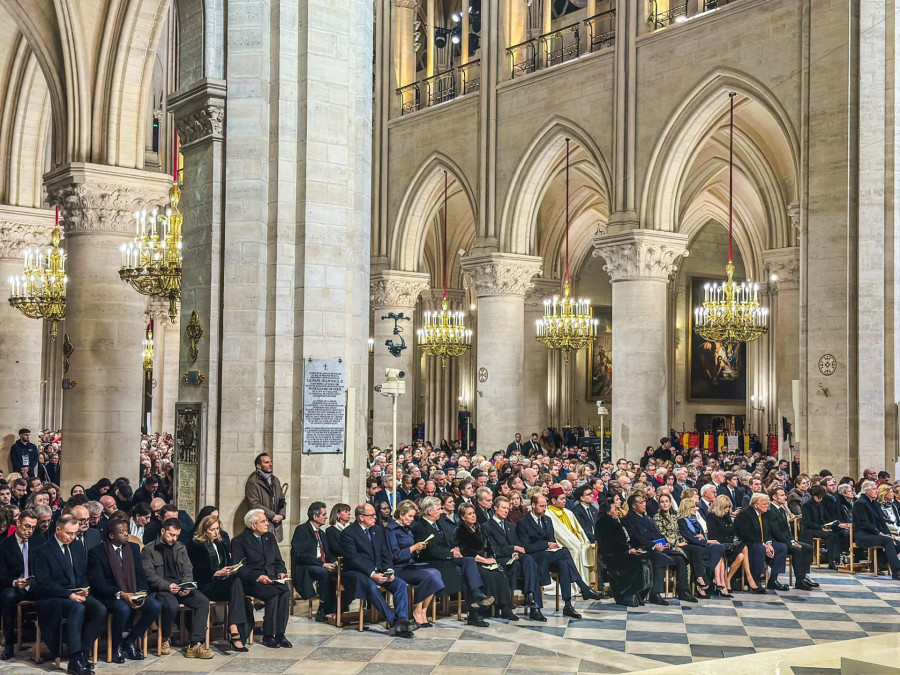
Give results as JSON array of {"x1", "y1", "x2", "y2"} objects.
[
  {"x1": 231, "y1": 509, "x2": 292, "y2": 647},
  {"x1": 852, "y1": 481, "x2": 900, "y2": 579},
  {"x1": 698, "y1": 484, "x2": 717, "y2": 518}
]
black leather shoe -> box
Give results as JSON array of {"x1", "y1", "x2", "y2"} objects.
[
  {"x1": 648, "y1": 592, "x2": 669, "y2": 606},
  {"x1": 500, "y1": 608, "x2": 519, "y2": 622},
  {"x1": 110, "y1": 647, "x2": 125, "y2": 665},
  {"x1": 795, "y1": 579, "x2": 815, "y2": 591},
  {"x1": 66, "y1": 660, "x2": 89, "y2": 675},
  {"x1": 122, "y1": 640, "x2": 144, "y2": 661},
  {"x1": 524, "y1": 591, "x2": 537, "y2": 608},
  {"x1": 275, "y1": 635, "x2": 292, "y2": 648},
  {"x1": 677, "y1": 591, "x2": 697, "y2": 603},
  {"x1": 748, "y1": 586, "x2": 768, "y2": 594},
  {"x1": 893, "y1": 571, "x2": 900, "y2": 581},
  {"x1": 828, "y1": 561, "x2": 839, "y2": 570},
  {"x1": 806, "y1": 579, "x2": 820, "y2": 587},
  {"x1": 562, "y1": 604, "x2": 582, "y2": 619},
  {"x1": 466, "y1": 613, "x2": 489, "y2": 627},
  {"x1": 0, "y1": 646, "x2": 13, "y2": 660},
  {"x1": 315, "y1": 605, "x2": 327, "y2": 622},
  {"x1": 637, "y1": 595, "x2": 646, "y2": 606},
  {"x1": 581, "y1": 587, "x2": 602, "y2": 601},
  {"x1": 766, "y1": 580, "x2": 790, "y2": 591},
  {"x1": 261, "y1": 635, "x2": 281, "y2": 648},
  {"x1": 78, "y1": 653, "x2": 94, "y2": 673},
  {"x1": 528, "y1": 608, "x2": 547, "y2": 621}
]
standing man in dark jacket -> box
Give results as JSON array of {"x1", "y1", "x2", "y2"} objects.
[
  {"x1": 245, "y1": 453, "x2": 286, "y2": 542},
  {"x1": 87, "y1": 520, "x2": 161, "y2": 662},
  {"x1": 290, "y1": 501, "x2": 337, "y2": 622},
  {"x1": 232, "y1": 509, "x2": 292, "y2": 647},
  {"x1": 9, "y1": 429, "x2": 38, "y2": 478},
  {"x1": 852, "y1": 481, "x2": 900, "y2": 579}
]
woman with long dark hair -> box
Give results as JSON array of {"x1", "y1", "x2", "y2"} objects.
[{"x1": 594, "y1": 493, "x2": 651, "y2": 607}]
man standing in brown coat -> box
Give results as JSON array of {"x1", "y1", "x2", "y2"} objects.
[{"x1": 245, "y1": 453, "x2": 286, "y2": 542}]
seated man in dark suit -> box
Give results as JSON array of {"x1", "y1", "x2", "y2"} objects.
[
  {"x1": 69, "y1": 505, "x2": 103, "y2": 563},
  {"x1": 232, "y1": 509, "x2": 292, "y2": 648},
  {"x1": 290, "y1": 501, "x2": 337, "y2": 622},
  {"x1": 516, "y1": 494, "x2": 601, "y2": 619},
  {"x1": 474, "y1": 488, "x2": 493, "y2": 524},
  {"x1": 31, "y1": 514, "x2": 108, "y2": 675},
  {"x1": 621, "y1": 494, "x2": 695, "y2": 605},
  {"x1": 768, "y1": 487, "x2": 817, "y2": 590},
  {"x1": 734, "y1": 492, "x2": 789, "y2": 588},
  {"x1": 141, "y1": 518, "x2": 213, "y2": 658},
  {"x1": 0, "y1": 509, "x2": 43, "y2": 659},
  {"x1": 483, "y1": 496, "x2": 545, "y2": 621},
  {"x1": 411, "y1": 496, "x2": 493, "y2": 625},
  {"x1": 741, "y1": 478, "x2": 763, "y2": 510},
  {"x1": 87, "y1": 520, "x2": 162, "y2": 662},
  {"x1": 800, "y1": 485, "x2": 844, "y2": 571},
  {"x1": 852, "y1": 481, "x2": 900, "y2": 579},
  {"x1": 571, "y1": 485, "x2": 598, "y2": 544},
  {"x1": 340, "y1": 504, "x2": 413, "y2": 637}
]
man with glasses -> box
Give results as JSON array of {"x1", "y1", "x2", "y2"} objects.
[
  {"x1": 70, "y1": 506, "x2": 102, "y2": 561},
  {"x1": 852, "y1": 480, "x2": 900, "y2": 579},
  {"x1": 340, "y1": 504, "x2": 414, "y2": 637},
  {"x1": 0, "y1": 509, "x2": 43, "y2": 659}
]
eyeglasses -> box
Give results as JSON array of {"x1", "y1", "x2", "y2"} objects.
[{"x1": 76, "y1": 518, "x2": 89, "y2": 524}]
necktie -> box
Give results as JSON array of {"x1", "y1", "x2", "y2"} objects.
[
  {"x1": 63, "y1": 543, "x2": 74, "y2": 574},
  {"x1": 314, "y1": 529, "x2": 326, "y2": 563},
  {"x1": 758, "y1": 514, "x2": 764, "y2": 540},
  {"x1": 22, "y1": 540, "x2": 28, "y2": 578},
  {"x1": 116, "y1": 546, "x2": 124, "y2": 565}
]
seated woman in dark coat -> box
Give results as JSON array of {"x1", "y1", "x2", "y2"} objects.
[
  {"x1": 594, "y1": 493, "x2": 652, "y2": 607},
  {"x1": 326, "y1": 503, "x2": 351, "y2": 556},
  {"x1": 706, "y1": 495, "x2": 761, "y2": 593},
  {"x1": 386, "y1": 500, "x2": 445, "y2": 627},
  {"x1": 453, "y1": 503, "x2": 516, "y2": 623},
  {"x1": 187, "y1": 515, "x2": 253, "y2": 651}
]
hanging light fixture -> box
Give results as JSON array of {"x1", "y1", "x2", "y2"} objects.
[
  {"x1": 536, "y1": 138, "x2": 598, "y2": 361},
  {"x1": 119, "y1": 132, "x2": 183, "y2": 321},
  {"x1": 8, "y1": 206, "x2": 68, "y2": 339},
  {"x1": 418, "y1": 170, "x2": 472, "y2": 368},
  {"x1": 142, "y1": 321, "x2": 154, "y2": 372},
  {"x1": 694, "y1": 92, "x2": 768, "y2": 349}
]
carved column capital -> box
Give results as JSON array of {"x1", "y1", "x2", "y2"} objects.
[
  {"x1": 392, "y1": 0, "x2": 418, "y2": 7},
  {"x1": 460, "y1": 253, "x2": 542, "y2": 297},
  {"x1": 593, "y1": 230, "x2": 689, "y2": 282},
  {"x1": 524, "y1": 278, "x2": 564, "y2": 310},
  {"x1": 168, "y1": 79, "x2": 227, "y2": 149},
  {"x1": 763, "y1": 246, "x2": 800, "y2": 291},
  {"x1": 44, "y1": 163, "x2": 172, "y2": 236},
  {"x1": 370, "y1": 270, "x2": 430, "y2": 309},
  {"x1": 0, "y1": 206, "x2": 54, "y2": 259}
]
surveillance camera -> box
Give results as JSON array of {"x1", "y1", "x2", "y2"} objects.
[
  {"x1": 599, "y1": 401, "x2": 605, "y2": 407},
  {"x1": 385, "y1": 368, "x2": 405, "y2": 380}
]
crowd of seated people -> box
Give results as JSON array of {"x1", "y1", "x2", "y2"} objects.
[{"x1": 2, "y1": 428, "x2": 900, "y2": 664}]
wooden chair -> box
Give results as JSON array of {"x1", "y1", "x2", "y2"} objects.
[
  {"x1": 156, "y1": 602, "x2": 211, "y2": 655},
  {"x1": 847, "y1": 524, "x2": 883, "y2": 575},
  {"x1": 104, "y1": 613, "x2": 150, "y2": 662},
  {"x1": 127, "y1": 535, "x2": 144, "y2": 549}
]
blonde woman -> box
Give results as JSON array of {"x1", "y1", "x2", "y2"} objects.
[
  {"x1": 707, "y1": 495, "x2": 762, "y2": 595},
  {"x1": 676, "y1": 498, "x2": 726, "y2": 595}
]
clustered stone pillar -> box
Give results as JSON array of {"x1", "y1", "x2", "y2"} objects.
[
  {"x1": 149, "y1": 297, "x2": 180, "y2": 435},
  {"x1": 46, "y1": 164, "x2": 171, "y2": 490},
  {"x1": 764, "y1": 245, "x2": 800, "y2": 456},
  {"x1": 370, "y1": 270, "x2": 429, "y2": 448},
  {"x1": 461, "y1": 253, "x2": 542, "y2": 454},
  {"x1": 593, "y1": 230, "x2": 688, "y2": 462},
  {"x1": 0, "y1": 207, "x2": 53, "y2": 454},
  {"x1": 522, "y1": 279, "x2": 557, "y2": 430}
]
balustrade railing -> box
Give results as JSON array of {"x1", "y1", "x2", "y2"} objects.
[
  {"x1": 506, "y1": 39, "x2": 537, "y2": 79},
  {"x1": 648, "y1": 0, "x2": 740, "y2": 31},
  {"x1": 539, "y1": 24, "x2": 580, "y2": 68},
  {"x1": 585, "y1": 10, "x2": 616, "y2": 51},
  {"x1": 395, "y1": 60, "x2": 482, "y2": 116}
]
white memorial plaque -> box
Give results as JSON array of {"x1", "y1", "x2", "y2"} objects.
[{"x1": 303, "y1": 358, "x2": 346, "y2": 453}]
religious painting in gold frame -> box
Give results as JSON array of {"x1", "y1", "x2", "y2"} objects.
[
  {"x1": 688, "y1": 276, "x2": 747, "y2": 402},
  {"x1": 586, "y1": 306, "x2": 612, "y2": 402}
]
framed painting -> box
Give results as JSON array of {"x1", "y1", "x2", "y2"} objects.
[
  {"x1": 586, "y1": 307, "x2": 612, "y2": 402},
  {"x1": 688, "y1": 277, "x2": 747, "y2": 402}
]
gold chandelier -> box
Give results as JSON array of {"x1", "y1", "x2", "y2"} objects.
[
  {"x1": 536, "y1": 138, "x2": 598, "y2": 361},
  {"x1": 418, "y1": 170, "x2": 472, "y2": 368},
  {"x1": 694, "y1": 93, "x2": 768, "y2": 348},
  {"x1": 119, "y1": 137, "x2": 183, "y2": 321},
  {"x1": 7, "y1": 206, "x2": 68, "y2": 339},
  {"x1": 142, "y1": 324, "x2": 154, "y2": 372}
]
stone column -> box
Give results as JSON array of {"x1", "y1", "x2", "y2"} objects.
[
  {"x1": 370, "y1": 270, "x2": 429, "y2": 447},
  {"x1": 45, "y1": 164, "x2": 171, "y2": 491},
  {"x1": 523, "y1": 279, "x2": 557, "y2": 430},
  {"x1": 0, "y1": 207, "x2": 53, "y2": 456},
  {"x1": 593, "y1": 230, "x2": 688, "y2": 462},
  {"x1": 764, "y1": 246, "x2": 800, "y2": 456},
  {"x1": 392, "y1": 0, "x2": 418, "y2": 89},
  {"x1": 149, "y1": 297, "x2": 180, "y2": 435},
  {"x1": 461, "y1": 253, "x2": 542, "y2": 454}
]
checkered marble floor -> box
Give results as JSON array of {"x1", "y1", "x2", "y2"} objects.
[{"x1": 0, "y1": 568, "x2": 897, "y2": 675}]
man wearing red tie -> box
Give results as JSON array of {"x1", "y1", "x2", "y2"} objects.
[{"x1": 290, "y1": 502, "x2": 338, "y2": 622}]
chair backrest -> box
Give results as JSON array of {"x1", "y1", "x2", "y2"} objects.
[{"x1": 127, "y1": 534, "x2": 144, "y2": 549}]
